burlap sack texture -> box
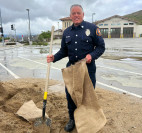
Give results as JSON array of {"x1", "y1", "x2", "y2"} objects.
[
  {"x1": 16, "y1": 100, "x2": 50, "y2": 133},
  {"x1": 62, "y1": 60, "x2": 107, "y2": 133}
]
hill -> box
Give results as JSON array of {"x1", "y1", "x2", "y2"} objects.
[{"x1": 123, "y1": 10, "x2": 142, "y2": 25}]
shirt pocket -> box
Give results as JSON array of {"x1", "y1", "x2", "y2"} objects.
[
  {"x1": 65, "y1": 37, "x2": 72, "y2": 51},
  {"x1": 65, "y1": 37, "x2": 71, "y2": 44},
  {"x1": 81, "y1": 36, "x2": 93, "y2": 50},
  {"x1": 81, "y1": 36, "x2": 92, "y2": 43}
]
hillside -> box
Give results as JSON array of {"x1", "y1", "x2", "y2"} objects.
[{"x1": 123, "y1": 10, "x2": 142, "y2": 24}]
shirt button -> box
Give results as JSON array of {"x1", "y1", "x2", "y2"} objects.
[
  {"x1": 75, "y1": 41, "x2": 77, "y2": 44},
  {"x1": 76, "y1": 56, "x2": 78, "y2": 58},
  {"x1": 86, "y1": 40, "x2": 88, "y2": 42},
  {"x1": 76, "y1": 34, "x2": 78, "y2": 37},
  {"x1": 75, "y1": 48, "x2": 77, "y2": 51}
]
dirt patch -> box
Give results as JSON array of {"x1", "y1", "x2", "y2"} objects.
[{"x1": 0, "y1": 78, "x2": 142, "y2": 133}]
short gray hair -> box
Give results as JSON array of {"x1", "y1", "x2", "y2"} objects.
[{"x1": 70, "y1": 4, "x2": 84, "y2": 12}]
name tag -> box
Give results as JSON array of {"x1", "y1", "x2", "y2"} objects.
[{"x1": 66, "y1": 36, "x2": 70, "y2": 38}]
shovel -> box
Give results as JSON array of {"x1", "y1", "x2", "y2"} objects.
[{"x1": 34, "y1": 26, "x2": 55, "y2": 129}]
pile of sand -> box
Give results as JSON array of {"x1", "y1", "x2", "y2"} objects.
[{"x1": 0, "y1": 78, "x2": 142, "y2": 133}]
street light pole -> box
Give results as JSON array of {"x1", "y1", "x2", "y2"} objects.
[
  {"x1": 14, "y1": 25, "x2": 16, "y2": 42},
  {"x1": 0, "y1": 8, "x2": 4, "y2": 46},
  {"x1": 92, "y1": 13, "x2": 95, "y2": 23},
  {"x1": 26, "y1": 9, "x2": 32, "y2": 45},
  {"x1": 58, "y1": 22, "x2": 59, "y2": 35}
]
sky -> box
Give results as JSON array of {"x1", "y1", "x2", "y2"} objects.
[{"x1": 0, "y1": 0, "x2": 142, "y2": 36}]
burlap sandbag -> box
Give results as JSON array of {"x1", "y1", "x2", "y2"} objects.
[
  {"x1": 16, "y1": 100, "x2": 50, "y2": 133},
  {"x1": 16, "y1": 100, "x2": 49, "y2": 122},
  {"x1": 62, "y1": 60, "x2": 106, "y2": 133}
]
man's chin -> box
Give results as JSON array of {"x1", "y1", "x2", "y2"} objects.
[{"x1": 74, "y1": 22, "x2": 80, "y2": 26}]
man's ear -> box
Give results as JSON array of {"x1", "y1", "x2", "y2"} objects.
[{"x1": 70, "y1": 14, "x2": 72, "y2": 20}]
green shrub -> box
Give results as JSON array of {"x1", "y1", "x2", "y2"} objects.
[
  {"x1": 24, "y1": 42, "x2": 29, "y2": 45},
  {"x1": 32, "y1": 42, "x2": 38, "y2": 45},
  {"x1": 24, "y1": 41, "x2": 48, "y2": 46},
  {"x1": 33, "y1": 42, "x2": 48, "y2": 46}
]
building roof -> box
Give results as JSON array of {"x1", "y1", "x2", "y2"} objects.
[
  {"x1": 94, "y1": 15, "x2": 139, "y2": 25},
  {"x1": 60, "y1": 17, "x2": 72, "y2": 21},
  {"x1": 54, "y1": 29, "x2": 62, "y2": 32}
]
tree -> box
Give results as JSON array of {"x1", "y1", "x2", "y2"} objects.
[{"x1": 38, "y1": 31, "x2": 51, "y2": 41}]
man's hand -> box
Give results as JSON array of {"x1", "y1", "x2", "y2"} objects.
[
  {"x1": 85, "y1": 54, "x2": 92, "y2": 63},
  {"x1": 47, "y1": 54, "x2": 54, "y2": 63}
]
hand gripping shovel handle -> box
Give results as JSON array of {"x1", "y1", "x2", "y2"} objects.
[{"x1": 42, "y1": 26, "x2": 55, "y2": 120}]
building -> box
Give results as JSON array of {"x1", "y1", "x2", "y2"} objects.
[
  {"x1": 54, "y1": 29, "x2": 63, "y2": 39},
  {"x1": 60, "y1": 17, "x2": 73, "y2": 31},
  {"x1": 94, "y1": 15, "x2": 142, "y2": 38},
  {"x1": 55, "y1": 17, "x2": 72, "y2": 39},
  {"x1": 59, "y1": 15, "x2": 142, "y2": 38}
]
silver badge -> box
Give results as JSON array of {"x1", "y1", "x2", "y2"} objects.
[{"x1": 85, "y1": 29, "x2": 90, "y2": 36}]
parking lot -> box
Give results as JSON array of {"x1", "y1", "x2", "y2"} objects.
[{"x1": 0, "y1": 38, "x2": 142, "y2": 98}]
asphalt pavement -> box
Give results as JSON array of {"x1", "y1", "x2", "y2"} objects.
[{"x1": 0, "y1": 38, "x2": 142, "y2": 98}]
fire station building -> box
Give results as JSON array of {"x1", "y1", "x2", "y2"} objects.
[
  {"x1": 94, "y1": 15, "x2": 142, "y2": 38},
  {"x1": 60, "y1": 15, "x2": 142, "y2": 38}
]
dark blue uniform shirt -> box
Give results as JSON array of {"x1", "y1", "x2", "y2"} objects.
[{"x1": 53, "y1": 20, "x2": 105, "y2": 72}]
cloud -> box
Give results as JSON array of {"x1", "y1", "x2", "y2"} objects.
[
  {"x1": 0, "y1": 0, "x2": 142, "y2": 35},
  {"x1": 3, "y1": 17, "x2": 61, "y2": 35}
]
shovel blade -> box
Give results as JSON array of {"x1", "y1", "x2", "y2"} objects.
[
  {"x1": 34, "y1": 117, "x2": 51, "y2": 127},
  {"x1": 33, "y1": 123, "x2": 50, "y2": 133}
]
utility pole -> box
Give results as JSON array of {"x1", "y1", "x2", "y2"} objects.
[
  {"x1": 92, "y1": 13, "x2": 95, "y2": 23},
  {"x1": 11, "y1": 24, "x2": 16, "y2": 42},
  {"x1": 26, "y1": 9, "x2": 32, "y2": 45},
  {"x1": 0, "y1": 8, "x2": 4, "y2": 46},
  {"x1": 58, "y1": 21, "x2": 59, "y2": 37},
  {"x1": 14, "y1": 24, "x2": 16, "y2": 42}
]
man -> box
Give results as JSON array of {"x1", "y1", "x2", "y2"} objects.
[{"x1": 47, "y1": 4, "x2": 105, "y2": 132}]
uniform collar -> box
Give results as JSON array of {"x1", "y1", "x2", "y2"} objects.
[
  {"x1": 80, "y1": 20, "x2": 85, "y2": 29},
  {"x1": 71, "y1": 20, "x2": 85, "y2": 30}
]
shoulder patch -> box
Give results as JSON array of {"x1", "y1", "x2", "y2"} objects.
[{"x1": 96, "y1": 28, "x2": 101, "y2": 36}]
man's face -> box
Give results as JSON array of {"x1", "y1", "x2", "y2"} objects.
[{"x1": 70, "y1": 6, "x2": 84, "y2": 26}]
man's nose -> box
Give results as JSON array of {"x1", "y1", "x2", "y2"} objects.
[{"x1": 74, "y1": 13, "x2": 78, "y2": 16}]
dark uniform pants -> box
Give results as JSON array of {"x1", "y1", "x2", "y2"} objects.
[{"x1": 65, "y1": 72, "x2": 96, "y2": 120}]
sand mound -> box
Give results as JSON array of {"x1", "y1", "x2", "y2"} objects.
[{"x1": 0, "y1": 78, "x2": 142, "y2": 133}]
